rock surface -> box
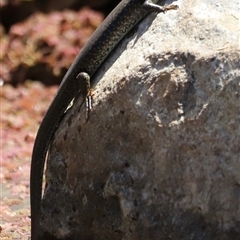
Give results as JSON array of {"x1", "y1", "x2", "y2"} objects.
[{"x1": 41, "y1": 0, "x2": 240, "y2": 239}]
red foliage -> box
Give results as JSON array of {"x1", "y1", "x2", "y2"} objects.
[{"x1": 0, "y1": 8, "x2": 103, "y2": 85}]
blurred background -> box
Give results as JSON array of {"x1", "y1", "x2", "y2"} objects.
[
  {"x1": 1, "y1": 0, "x2": 122, "y2": 85},
  {"x1": 0, "y1": 0, "x2": 119, "y2": 238}
]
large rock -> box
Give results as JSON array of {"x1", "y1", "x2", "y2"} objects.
[{"x1": 40, "y1": 0, "x2": 240, "y2": 239}]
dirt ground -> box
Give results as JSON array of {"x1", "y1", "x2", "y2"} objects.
[{"x1": 1, "y1": 81, "x2": 57, "y2": 239}]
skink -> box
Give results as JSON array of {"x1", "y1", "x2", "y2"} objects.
[{"x1": 30, "y1": 0, "x2": 178, "y2": 239}]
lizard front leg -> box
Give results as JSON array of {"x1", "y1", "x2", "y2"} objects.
[
  {"x1": 143, "y1": 0, "x2": 178, "y2": 12},
  {"x1": 76, "y1": 72, "x2": 92, "y2": 120}
]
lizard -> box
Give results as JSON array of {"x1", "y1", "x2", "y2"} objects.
[{"x1": 30, "y1": 0, "x2": 178, "y2": 239}]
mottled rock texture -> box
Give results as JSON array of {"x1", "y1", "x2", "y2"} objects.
[{"x1": 40, "y1": 0, "x2": 240, "y2": 239}]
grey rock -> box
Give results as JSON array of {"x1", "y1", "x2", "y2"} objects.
[{"x1": 40, "y1": 0, "x2": 240, "y2": 239}]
